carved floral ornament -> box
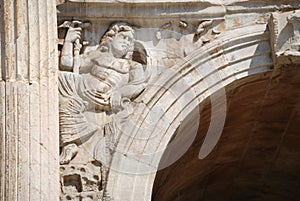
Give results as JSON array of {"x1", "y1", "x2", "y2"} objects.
[{"x1": 56, "y1": 19, "x2": 225, "y2": 200}]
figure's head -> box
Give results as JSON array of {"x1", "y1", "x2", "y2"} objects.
[{"x1": 99, "y1": 23, "x2": 135, "y2": 58}]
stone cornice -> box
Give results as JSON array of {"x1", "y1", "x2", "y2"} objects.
[{"x1": 57, "y1": 1, "x2": 300, "y2": 20}]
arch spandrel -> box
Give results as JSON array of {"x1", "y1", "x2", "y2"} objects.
[{"x1": 56, "y1": 2, "x2": 300, "y2": 200}]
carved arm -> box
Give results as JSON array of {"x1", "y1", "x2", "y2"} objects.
[
  {"x1": 60, "y1": 27, "x2": 82, "y2": 71},
  {"x1": 110, "y1": 62, "x2": 146, "y2": 110},
  {"x1": 120, "y1": 62, "x2": 146, "y2": 98}
]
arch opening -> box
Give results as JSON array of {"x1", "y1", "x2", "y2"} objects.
[{"x1": 152, "y1": 67, "x2": 300, "y2": 201}]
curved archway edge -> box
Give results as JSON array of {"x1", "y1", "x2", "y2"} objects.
[{"x1": 106, "y1": 23, "x2": 276, "y2": 200}]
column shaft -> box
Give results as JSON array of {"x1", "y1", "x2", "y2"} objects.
[{"x1": 0, "y1": 0, "x2": 59, "y2": 200}]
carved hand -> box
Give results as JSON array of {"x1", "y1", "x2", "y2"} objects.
[
  {"x1": 110, "y1": 91, "x2": 122, "y2": 111},
  {"x1": 65, "y1": 27, "x2": 82, "y2": 43}
]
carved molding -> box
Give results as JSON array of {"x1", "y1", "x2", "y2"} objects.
[
  {"x1": 56, "y1": 19, "x2": 273, "y2": 200},
  {"x1": 56, "y1": 2, "x2": 300, "y2": 201},
  {"x1": 2, "y1": 1, "x2": 300, "y2": 201},
  {"x1": 106, "y1": 23, "x2": 274, "y2": 200},
  {"x1": 56, "y1": 15, "x2": 228, "y2": 199},
  {"x1": 57, "y1": 0, "x2": 300, "y2": 21}
]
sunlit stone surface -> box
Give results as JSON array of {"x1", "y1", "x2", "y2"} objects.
[{"x1": 1, "y1": 1, "x2": 300, "y2": 200}]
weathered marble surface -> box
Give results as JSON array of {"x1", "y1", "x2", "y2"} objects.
[
  {"x1": 270, "y1": 10, "x2": 300, "y2": 66},
  {"x1": 58, "y1": 21, "x2": 149, "y2": 200},
  {"x1": 55, "y1": 1, "x2": 300, "y2": 200},
  {"x1": 0, "y1": 0, "x2": 59, "y2": 201},
  {"x1": 1, "y1": 1, "x2": 300, "y2": 201}
]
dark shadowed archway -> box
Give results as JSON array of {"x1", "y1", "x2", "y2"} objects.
[{"x1": 152, "y1": 66, "x2": 300, "y2": 201}]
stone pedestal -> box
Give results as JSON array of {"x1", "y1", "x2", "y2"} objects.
[{"x1": 0, "y1": 0, "x2": 59, "y2": 200}]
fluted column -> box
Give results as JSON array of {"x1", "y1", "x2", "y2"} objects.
[{"x1": 0, "y1": 0, "x2": 59, "y2": 200}]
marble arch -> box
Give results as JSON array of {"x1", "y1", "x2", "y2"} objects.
[
  {"x1": 105, "y1": 23, "x2": 273, "y2": 200},
  {"x1": 1, "y1": 1, "x2": 300, "y2": 201}
]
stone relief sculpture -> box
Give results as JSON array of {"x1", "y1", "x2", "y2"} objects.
[
  {"x1": 57, "y1": 18, "x2": 223, "y2": 200},
  {"x1": 58, "y1": 21, "x2": 148, "y2": 200},
  {"x1": 269, "y1": 9, "x2": 300, "y2": 65},
  {"x1": 286, "y1": 11, "x2": 300, "y2": 54}
]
